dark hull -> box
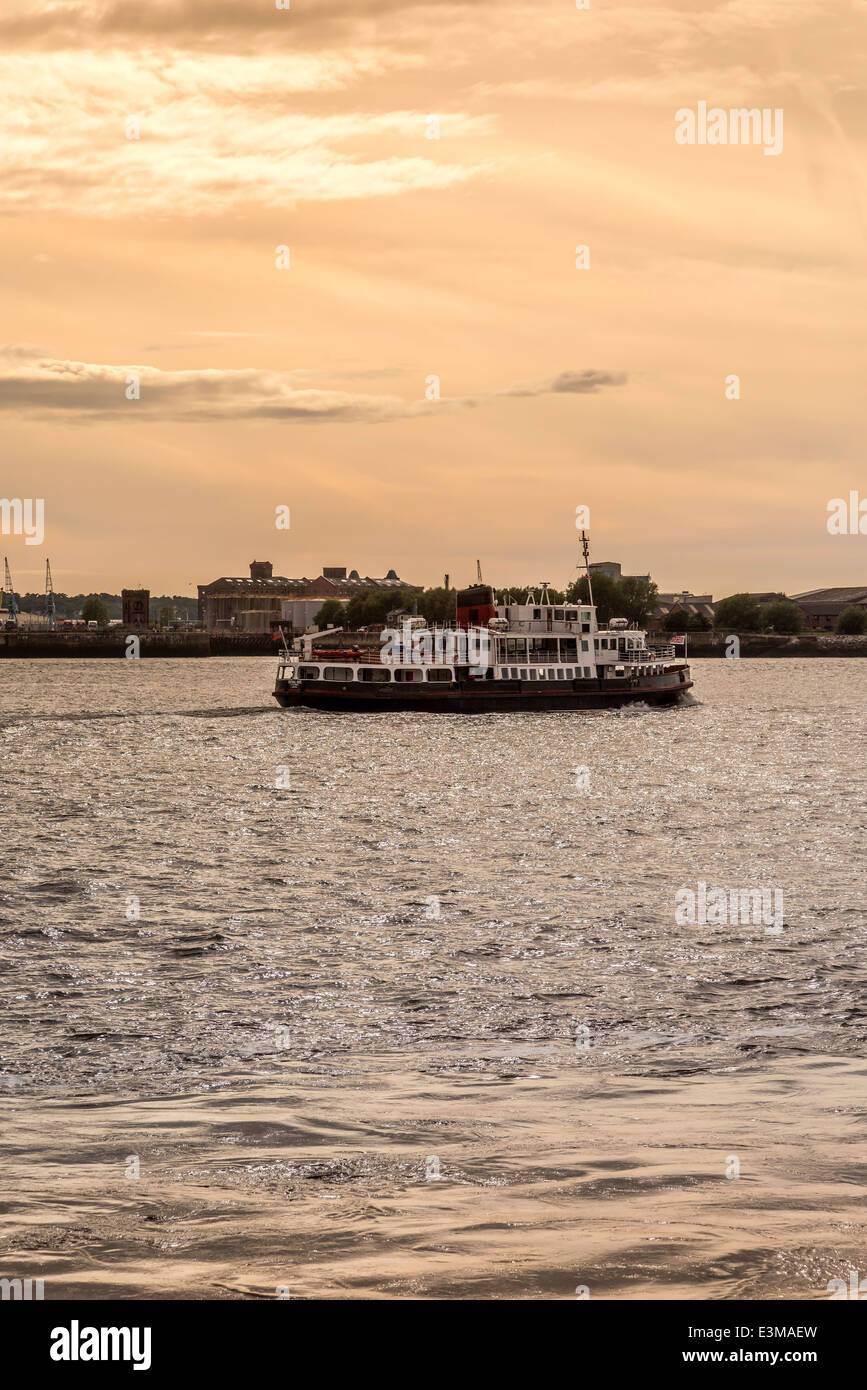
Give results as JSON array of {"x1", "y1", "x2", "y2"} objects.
[{"x1": 274, "y1": 671, "x2": 693, "y2": 713}]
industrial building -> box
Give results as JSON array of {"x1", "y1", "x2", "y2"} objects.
[
  {"x1": 792, "y1": 586, "x2": 867, "y2": 630},
  {"x1": 197, "y1": 561, "x2": 409, "y2": 632},
  {"x1": 654, "y1": 592, "x2": 715, "y2": 626},
  {"x1": 122, "y1": 589, "x2": 150, "y2": 626},
  {"x1": 589, "y1": 561, "x2": 651, "y2": 583}
]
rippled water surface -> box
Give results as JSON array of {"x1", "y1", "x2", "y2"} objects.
[{"x1": 1, "y1": 658, "x2": 864, "y2": 1298}]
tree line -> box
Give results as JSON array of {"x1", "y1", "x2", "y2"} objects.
[
  {"x1": 314, "y1": 576, "x2": 662, "y2": 630},
  {"x1": 15, "y1": 593, "x2": 199, "y2": 624},
  {"x1": 314, "y1": 582, "x2": 867, "y2": 637},
  {"x1": 701, "y1": 594, "x2": 866, "y2": 636}
]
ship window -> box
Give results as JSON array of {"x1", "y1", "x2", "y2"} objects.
[
  {"x1": 323, "y1": 666, "x2": 354, "y2": 681},
  {"x1": 394, "y1": 668, "x2": 423, "y2": 682},
  {"x1": 585, "y1": 666, "x2": 592, "y2": 677},
  {"x1": 298, "y1": 666, "x2": 319, "y2": 679},
  {"x1": 528, "y1": 669, "x2": 537, "y2": 679},
  {"x1": 519, "y1": 668, "x2": 528, "y2": 679},
  {"x1": 426, "y1": 668, "x2": 452, "y2": 682},
  {"x1": 566, "y1": 611, "x2": 578, "y2": 621},
  {"x1": 360, "y1": 668, "x2": 391, "y2": 682},
  {"x1": 533, "y1": 608, "x2": 542, "y2": 619},
  {"x1": 556, "y1": 668, "x2": 564, "y2": 679},
  {"x1": 554, "y1": 609, "x2": 564, "y2": 619},
  {"x1": 581, "y1": 612, "x2": 590, "y2": 622}
]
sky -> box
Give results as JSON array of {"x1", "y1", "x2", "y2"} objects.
[{"x1": 2, "y1": 0, "x2": 865, "y2": 598}]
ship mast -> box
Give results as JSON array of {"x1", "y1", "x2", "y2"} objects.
[{"x1": 579, "y1": 530, "x2": 594, "y2": 607}]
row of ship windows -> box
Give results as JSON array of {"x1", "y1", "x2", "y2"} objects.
[
  {"x1": 524, "y1": 609, "x2": 591, "y2": 622},
  {"x1": 503, "y1": 667, "x2": 594, "y2": 680},
  {"x1": 298, "y1": 666, "x2": 452, "y2": 682},
  {"x1": 296, "y1": 665, "x2": 596, "y2": 683}
]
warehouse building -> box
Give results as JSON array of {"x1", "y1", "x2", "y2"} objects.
[
  {"x1": 197, "y1": 562, "x2": 408, "y2": 631},
  {"x1": 792, "y1": 586, "x2": 867, "y2": 630}
]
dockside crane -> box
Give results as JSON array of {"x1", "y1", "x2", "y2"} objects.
[
  {"x1": 45, "y1": 558, "x2": 57, "y2": 630},
  {"x1": 3, "y1": 556, "x2": 19, "y2": 628}
]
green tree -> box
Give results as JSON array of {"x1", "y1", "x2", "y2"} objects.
[
  {"x1": 565, "y1": 574, "x2": 618, "y2": 624},
  {"x1": 615, "y1": 576, "x2": 659, "y2": 627},
  {"x1": 565, "y1": 574, "x2": 657, "y2": 627},
  {"x1": 314, "y1": 599, "x2": 346, "y2": 630},
  {"x1": 417, "y1": 587, "x2": 456, "y2": 623},
  {"x1": 81, "y1": 595, "x2": 109, "y2": 625},
  {"x1": 713, "y1": 594, "x2": 763, "y2": 632},
  {"x1": 343, "y1": 587, "x2": 421, "y2": 628},
  {"x1": 662, "y1": 607, "x2": 688, "y2": 631},
  {"x1": 760, "y1": 600, "x2": 803, "y2": 634},
  {"x1": 835, "y1": 605, "x2": 867, "y2": 634}
]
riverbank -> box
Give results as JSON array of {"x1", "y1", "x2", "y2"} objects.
[
  {"x1": 648, "y1": 631, "x2": 867, "y2": 657},
  {"x1": 0, "y1": 631, "x2": 276, "y2": 658}
]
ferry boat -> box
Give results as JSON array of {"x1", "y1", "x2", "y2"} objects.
[{"x1": 273, "y1": 541, "x2": 693, "y2": 713}]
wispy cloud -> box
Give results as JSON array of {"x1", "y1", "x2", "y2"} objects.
[
  {"x1": 0, "y1": 347, "x2": 627, "y2": 423},
  {"x1": 0, "y1": 52, "x2": 494, "y2": 215}
]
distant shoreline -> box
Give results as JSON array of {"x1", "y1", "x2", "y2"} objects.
[
  {"x1": 0, "y1": 632, "x2": 275, "y2": 658},
  {"x1": 660, "y1": 631, "x2": 867, "y2": 658}
]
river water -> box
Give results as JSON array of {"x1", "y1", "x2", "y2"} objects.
[{"x1": 0, "y1": 657, "x2": 864, "y2": 1299}]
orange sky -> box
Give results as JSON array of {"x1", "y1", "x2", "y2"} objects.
[{"x1": 2, "y1": 0, "x2": 865, "y2": 597}]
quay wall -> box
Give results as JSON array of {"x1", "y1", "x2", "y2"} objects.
[
  {"x1": 0, "y1": 631, "x2": 277, "y2": 658},
  {"x1": 653, "y1": 632, "x2": 867, "y2": 658}
]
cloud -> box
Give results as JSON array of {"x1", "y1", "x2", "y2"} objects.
[
  {"x1": 502, "y1": 369, "x2": 628, "y2": 397},
  {"x1": 0, "y1": 347, "x2": 627, "y2": 423},
  {"x1": 0, "y1": 52, "x2": 495, "y2": 215},
  {"x1": 0, "y1": 0, "x2": 479, "y2": 44}
]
